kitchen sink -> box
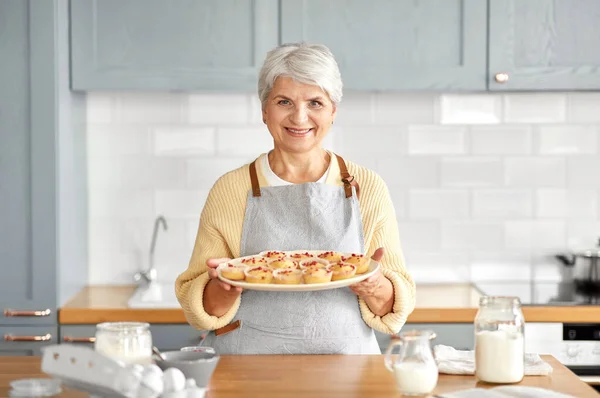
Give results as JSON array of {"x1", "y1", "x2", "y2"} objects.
[{"x1": 127, "y1": 282, "x2": 181, "y2": 308}]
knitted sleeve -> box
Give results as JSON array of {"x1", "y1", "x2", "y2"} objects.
[
  {"x1": 355, "y1": 172, "x2": 416, "y2": 334},
  {"x1": 174, "y1": 174, "x2": 245, "y2": 331}
]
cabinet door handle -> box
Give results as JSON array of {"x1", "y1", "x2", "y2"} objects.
[
  {"x1": 4, "y1": 333, "x2": 52, "y2": 342},
  {"x1": 494, "y1": 72, "x2": 509, "y2": 83},
  {"x1": 4, "y1": 308, "x2": 52, "y2": 317},
  {"x1": 63, "y1": 336, "x2": 96, "y2": 343}
]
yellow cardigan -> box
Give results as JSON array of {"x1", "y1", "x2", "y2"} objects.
[{"x1": 175, "y1": 154, "x2": 416, "y2": 335}]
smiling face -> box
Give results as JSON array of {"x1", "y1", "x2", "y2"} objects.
[{"x1": 263, "y1": 76, "x2": 337, "y2": 154}]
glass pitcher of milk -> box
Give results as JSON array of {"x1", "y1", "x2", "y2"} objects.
[
  {"x1": 384, "y1": 330, "x2": 438, "y2": 396},
  {"x1": 474, "y1": 296, "x2": 525, "y2": 384}
]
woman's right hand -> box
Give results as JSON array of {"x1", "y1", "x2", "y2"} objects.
[
  {"x1": 203, "y1": 257, "x2": 243, "y2": 317},
  {"x1": 207, "y1": 257, "x2": 243, "y2": 293}
]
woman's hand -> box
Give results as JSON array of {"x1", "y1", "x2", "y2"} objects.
[
  {"x1": 207, "y1": 257, "x2": 243, "y2": 293},
  {"x1": 203, "y1": 257, "x2": 243, "y2": 317},
  {"x1": 349, "y1": 248, "x2": 394, "y2": 316},
  {"x1": 348, "y1": 268, "x2": 387, "y2": 298}
]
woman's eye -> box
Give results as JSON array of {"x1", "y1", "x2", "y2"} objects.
[
  {"x1": 310, "y1": 101, "x2": 323, "y2": 108},
  {"x1": 278, "y1": 99, "x2": 291, "y2": 106}
]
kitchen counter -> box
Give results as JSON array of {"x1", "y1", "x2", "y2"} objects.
[
  {"x1": 60, "y1": 286, "x2": 185, "y2": 324},
  {"x1": 1, "y1": 355, "x2": 597, "y2": 397},
  {"x1": 59, "y1": 284, "x2": 600, "y2": 324}
]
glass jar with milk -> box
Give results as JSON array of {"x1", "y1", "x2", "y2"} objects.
[
  {"x1": 94, "y1": 322, "x2": 153, "y2": 365},
  {"x1": 474, "y1": 296, "x2": 525, "y2": 384},
  {"x1": 384, "y1": 330, "x2": 438, "y2": 396}
]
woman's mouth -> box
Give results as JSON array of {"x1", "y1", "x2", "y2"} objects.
[{"x1": 285, "y1": 127, "x2": 313, "y2": 137}]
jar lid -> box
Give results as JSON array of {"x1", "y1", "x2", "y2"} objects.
[
  {"x1": 96, "y1": 322, "x2": 150, "y2": 333},
  {"x1": 9, "y1": 378, "x2": 61, "y2": 397},
  {"x1": 479, "y1": 296, "x2": 522, "y2": 307}
]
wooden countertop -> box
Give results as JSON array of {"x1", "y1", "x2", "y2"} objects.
[
  {"x1": 60, "y1": 286, "x2": 185, "y2": 324},
  {"x1": 1, "y1": 355, "x2": 597, "y2": 397},
  {"x1": 58, "y1": 284, "x2": 600, "y2": 324}
]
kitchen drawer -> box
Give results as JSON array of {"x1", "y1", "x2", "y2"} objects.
[
  {"x1": 411, "y1": 323, "x2": 474, "y2": 350},
  {"x1": 150, "y1": 325, "x2": 208, "y2": 351},
  {"x1": 0, "y1": 326, "x2": 58, "y2": 356},
  {"x1": 60, "y1": 324, "x2": 208, "y2": 352},
  {"x1": 376, "y1": 323, "x2": 475, "y2": 353},
  {"x1": 60, "y1": 325, "x2": 97, "y2": 347}
]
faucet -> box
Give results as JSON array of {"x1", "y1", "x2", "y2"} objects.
[{"x1": 134, "y1": 215, "x2": 168, "y2": 284}]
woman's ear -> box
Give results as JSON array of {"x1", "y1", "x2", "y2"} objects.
[{"x1": 331, "y1": 104, "x2": 337, "y2": 124}]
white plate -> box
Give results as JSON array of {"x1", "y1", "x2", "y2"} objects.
[{"x1": 217, "y1": 250, "x2": 379, "y2": 292}]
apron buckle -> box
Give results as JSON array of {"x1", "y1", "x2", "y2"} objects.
[{"x1": 214, "y1": 320, "x2": 242, "y2": 336}]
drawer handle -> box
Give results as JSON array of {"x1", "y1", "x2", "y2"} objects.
[
  {"x1": 4, "y1": 333, "x2": 52, "y2": 342},
  {"x1": 63, "y1": 336, "x2": 96, "y2": 343},
  {"x1": 4, "y1": 308, "x2": 52, "y2": 317}
]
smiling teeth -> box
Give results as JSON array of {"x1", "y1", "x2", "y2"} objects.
[{"x1": 288, "y1": 128, "x2": 311, "y2": 134}]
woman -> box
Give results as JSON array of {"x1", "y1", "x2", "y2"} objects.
[{"x1": 175, "y1": 42, "x2": 415, "y2": 355}]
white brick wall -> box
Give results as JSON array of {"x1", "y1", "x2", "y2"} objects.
[
  {"x1": 86, "y1": 92, "x2": 600, "y2": 294},
  {"x1": 470, "y1": 125, "x2": 532, "y2": 155},
  {"x1": 440, "y1": 94, "x2": 502, "y2": 125},
  {"x1": 407, "y1": 126, "x2": 467, "y2": 155},
  {"x1": 537, "y1": 125, "x2": 598, "y2": 155},
  {"x1": 408, "y1": 190, "x2": 469, "y2": 219}
]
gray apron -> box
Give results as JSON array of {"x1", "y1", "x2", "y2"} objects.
[{"x1": 203, "y1": 154, "x2": 380, "y2": 355}]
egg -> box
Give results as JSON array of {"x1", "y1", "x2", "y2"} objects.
[
  {"x1": 137, "y1": 364, "x2": 164, "y2": 398},
  {"x1": 163, "y1": 367, "x2": 186, "y2": 393},
  {"x1": 114, "y1": 367, "x2": 142, "y2": 396},
  {"x1": 184, "y1": 379, "x2": 197, "y2": 389},
  {"x1": 143, "y1": 364, "x2": 163, "y2": 376},
  {"x1": 131, "y1": 364, "x2": 145, "y2": 374}
]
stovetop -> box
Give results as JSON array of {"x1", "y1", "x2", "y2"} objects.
[
  {"x1": 541, "y1": 280, "x2": 600, "y2": 305},
  {"x1": 525, "y1": 300, "x2": 600, "y2": 306}
]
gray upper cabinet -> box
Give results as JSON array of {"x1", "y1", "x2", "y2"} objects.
[
  {"x1": 70, "y1": 0, "x2": 279, "y2": 91},
  {"x1": 68, "y1": 0, "x2": 600, "y2": 92},
  {"x1": 0, "y1": 0, "x2": 57, "y2": 326},
  {"x1": 280, "y1": 0, "x2": 487, "y2": 91},
  {"x1": 489, "y1": 0, "x2": 600, "y2": 91}
]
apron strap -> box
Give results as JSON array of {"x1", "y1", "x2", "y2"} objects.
[
  {"x1": 214, "y1": 319, "x2": 241, "y2": 336},
  {"x1": 250, "y1": 154, "x2": 359, "y2": 199},
  {"x1": 335, "y1": 154, "x2": 360, "y2": 199},
  {"x1": 249, "y1": 160, "x2": 261, "y2": 197}
]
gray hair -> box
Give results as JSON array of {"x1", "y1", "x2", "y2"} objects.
[{"x1": 258, "y1": 42, "x2": 343, "y2": 107}]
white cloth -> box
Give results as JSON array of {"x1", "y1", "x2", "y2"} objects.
[
  {"x1": 261, "y1": 151, "x2": 330, "y2": 186},
  {"x1": 434, "y1": 345, "x2": 553, "y2": 376}
]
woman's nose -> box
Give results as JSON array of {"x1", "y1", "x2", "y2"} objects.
[{"x1": 290, "y1": 106, "x2": 308, "y2": 124}]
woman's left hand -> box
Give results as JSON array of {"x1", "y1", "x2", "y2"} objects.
[
  {"x1": 349, "y1": 247, "x2": 387, "y2": 298},
  {"x1": 349, "y1": 247, "x2": 394, "y2": 316}
]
